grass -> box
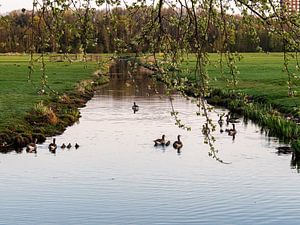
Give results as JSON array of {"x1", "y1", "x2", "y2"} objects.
[
  {"x1": 179, "y1": 52, "x2": 300, "y2": 114},
  {"x1": 0, "y1": 54, "x2": 110, "y2": 131}
]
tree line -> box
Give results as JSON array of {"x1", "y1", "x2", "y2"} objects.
[{"x1": 0, "y1": 7, "x2": 284, "y2": 54}]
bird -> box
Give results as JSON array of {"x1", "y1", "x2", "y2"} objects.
[
  {"x1": 26, "y1": 138, "x2": 37, "y2": 153},
  {"x1": 276, "y1": 146, "x2": 294, "y2": 154},
  {"x1": 218, "y1": 114, "x2": 224, "y2": 126},
  {"x1": 226, "y1": 124, "x2": 237, "y2": 136},
  {"x1": 154, "y1": 134, "x2": 166, "y2": 146},
  {"x1": 165, "y1": 140, "x2": 171, "y2": 146},
  {"x1": 132, "y1": 102, "x2": 139, "y2": 113},
  {"x1": 75, "y1": 143, "x2": 80, "y2": 149},
  {"x1": 67, "y1": 143, "x2": 72, "y2": 149},
  {"x1": 48, "y1": 138, "x2": 57, "y2": 152},
  {"x1": 173, "y1": 135, "x2": 183, "y2": 150},
  {"x1": 225, "y1": 113, "x2": 240, "y2": 124},
  {"x1": 61, "y1": 143, "x2": 66, "y2": 149}
]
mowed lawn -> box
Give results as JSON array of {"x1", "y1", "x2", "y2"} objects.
[
  {"x1": 0, "y1": 54, "x2": 106, "y2": 130},
  {"x1": 181, "y1": 53, "x2": 300, "y2": 112}
]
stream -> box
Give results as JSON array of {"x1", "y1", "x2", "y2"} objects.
[{"x1": 1, "y1": 64, "x2": 300, "y2": 225}]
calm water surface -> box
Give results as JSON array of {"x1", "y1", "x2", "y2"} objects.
[{"x1": 1, "y1": 68, "x2": 300, "y2": 225}]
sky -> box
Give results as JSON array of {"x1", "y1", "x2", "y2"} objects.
[{"x1": 0, "y1": 0, "x2": 33, "y2": 13}]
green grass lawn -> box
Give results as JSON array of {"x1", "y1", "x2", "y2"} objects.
[
  {"x1": 180, "y1": 53, "x2": 300, "y2": 113},
  {"x1": 0, "y1": 54, "x2": 109, "y2": 130}
]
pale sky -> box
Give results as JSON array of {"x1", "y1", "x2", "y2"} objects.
[{"x1": 0, "y1": 0, "x2": 33, "y2": 13}]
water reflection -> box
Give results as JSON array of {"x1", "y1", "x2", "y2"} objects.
[{"x1": 108, "y1": 60, "x2": 166, "y2": 97}]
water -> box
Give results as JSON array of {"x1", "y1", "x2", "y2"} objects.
[{"x1": 1, "y1": 66, "x2": 300, "y2": 224}]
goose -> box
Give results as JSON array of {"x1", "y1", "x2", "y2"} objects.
[
  {"x1": 226, "y1": 124, "x2": 237, "y2": 136},
  {"x1": 26, "y1": 138, "x2": 37, "y2": 153},
  {"x1": 173, "y1": 135, "x2": 183, "y2": 150},
  {"x1": 154, "y1": 135, "x2": 166, "y2": 146},
  {"x1": 225, "y1": 113, "x2": 240, "y2": 124},
  {"x1": 48, "y1": 138, "x2": 57, "y2": 151},
  {"x1": 61, "y1": 143, "x2": 66, "y2": 149},
  {"x1": 132, "y1": 102, "x2": 139, "y2": 113},
  {"x1": 75, "y1": 143, "x2": 80, "y2": 149},
  {"x1": 276, "y1": 146, "x2": 293, "y2": 154},
  {"x1": 218, "y1": 114, "x2": 224, "y2": 126},
  {"x1": 67, "y1": 143, "x2": 72, "y2": 149}
]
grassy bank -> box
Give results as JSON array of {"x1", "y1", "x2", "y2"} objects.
[
  {"x1": 180, "y1": 53, "x2": 300, "y2": 114},
  {"x1": 0, "y1": 54, "x2": 111, "y2": 151},
  {"x1": 176, "y1": 53, "x2": 300, "y2": 148}
]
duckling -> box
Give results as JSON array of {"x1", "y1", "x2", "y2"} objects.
[
  {"x1": 132, "y1": 102, "x2": 139, "y2": 113},
  {"x1": 67, "y1": 143, "x2": 72, "y2": 149},
  {"x1": 165, "y1": 140, "x2": 171, "y2": 146},
  {"x1": 154, "y1": 135, "x2": 166, "y2": 146},
  {"x1": 75, "y1": 143, "x2": 80, "y2": 149},
  {"x1": 173, "y1": 135, "x2": 183, "y2": 150},
  {"x1": 26, "y1": 138, "x2": 37, "y2": 153},
  {"x1": 61, "y1": 143, "x2": 66, "y2": 149},
  {"x1": 226, "y1": 124, "x2": 237, "y2": 136},
  {"x1": 48, "y1": 138, "x2": 57, "y2": 151}
]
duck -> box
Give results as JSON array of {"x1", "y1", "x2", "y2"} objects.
[
  {"x1": 67, "y1": 143, "x2": 72, "y2": 149},
  {"x1": 218, "y1": 114, "x2": 224, "y2": 126},
  {"x1": 26, "y1": 138, "x2": 37, "y2": 153},
  {"x1": 225, "y1": 113, "x2": 240, "y2": 124},
  {"x1": 48, "y1": 138, "x2": 57, "y2": 151},
  {"x1": 276, "y1": 146, "x2": 294, "y2": 154},
  {"x1": 61, "y1": 143, "x2": 66, "y2": 149},
  {"x1": 165, "y1": 140, "x2": 171, "y2": 146},
  {"x1": 226, "y1": 124, "x2": 237, "y2": 136},
  {"x1": 132, "y1": 102, "x2": 139, "y2": 113},
  {"x1": 154, "y1": 135, "x2": 166, "y2": 146},
  {"x1": 75, "y1": 143, "x2": 80, "y2": 149},
  {"x1": 173, "y1": 135, "x2": 183, "y2": 150}
]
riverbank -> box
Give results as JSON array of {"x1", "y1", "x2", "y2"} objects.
[
  {"x1": 0, "y1": 54, "x2": 111, "y2": 152},
  {"x1": 182, "y1": 53, "x2": 300, "y2": 115},
  {"x1": 185, "y1": 53, "x2": 300, "y2": 149},
  {"x1": 138, "y1": 53, "x2": 300, "y2": 150}
]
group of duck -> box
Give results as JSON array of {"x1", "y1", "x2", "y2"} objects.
[
  {"x1": 153, "y1": 134, "x2": 183, "y2": 152},
  {"x1": 218, "y1": 112, "x2": 239, "y2": 138},
  {"x1": 26, "y1": 138, "x2": 79, "y2": 154}
]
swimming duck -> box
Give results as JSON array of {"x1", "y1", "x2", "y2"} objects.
[
  {"x1": 173, "y1": 135, "x2": 183, "y2": 150},
  {"x1": 276, "y1": 146, "x2": 294, "y2": 154},
  {"x1": 218, "y1": 114, "x2": 224, "y2": 126},
  {"x1": 225, "y1": 113, "x2": 240, "y2": 124},
  {"x1": 226, "y1": 124, "x2": 237, "y2": 136},
  {"x1": 48, "y1": 138, "x2": 57, "y2": 151},
  {"x1": 61, "y1": 143, "x2": 66, "y2": 149},
  {"x1": 154, "y1": 135, "x2": 166, "y2": 146},
  {"x1": 26, "y1": 138, "x2": 37, "y2": 153},
  {"x1": 75, "y1": 143, "x2": 80, "y2": 149},
  {"x1": 67, "y1": 143, "x2": 72, "y2": 149},
  {"x1": 165, "y1": 140, "x2": 171, "y2": 146},
  {"x1": 132, "y1": 102, "x2": 139, "y2": 113}
]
